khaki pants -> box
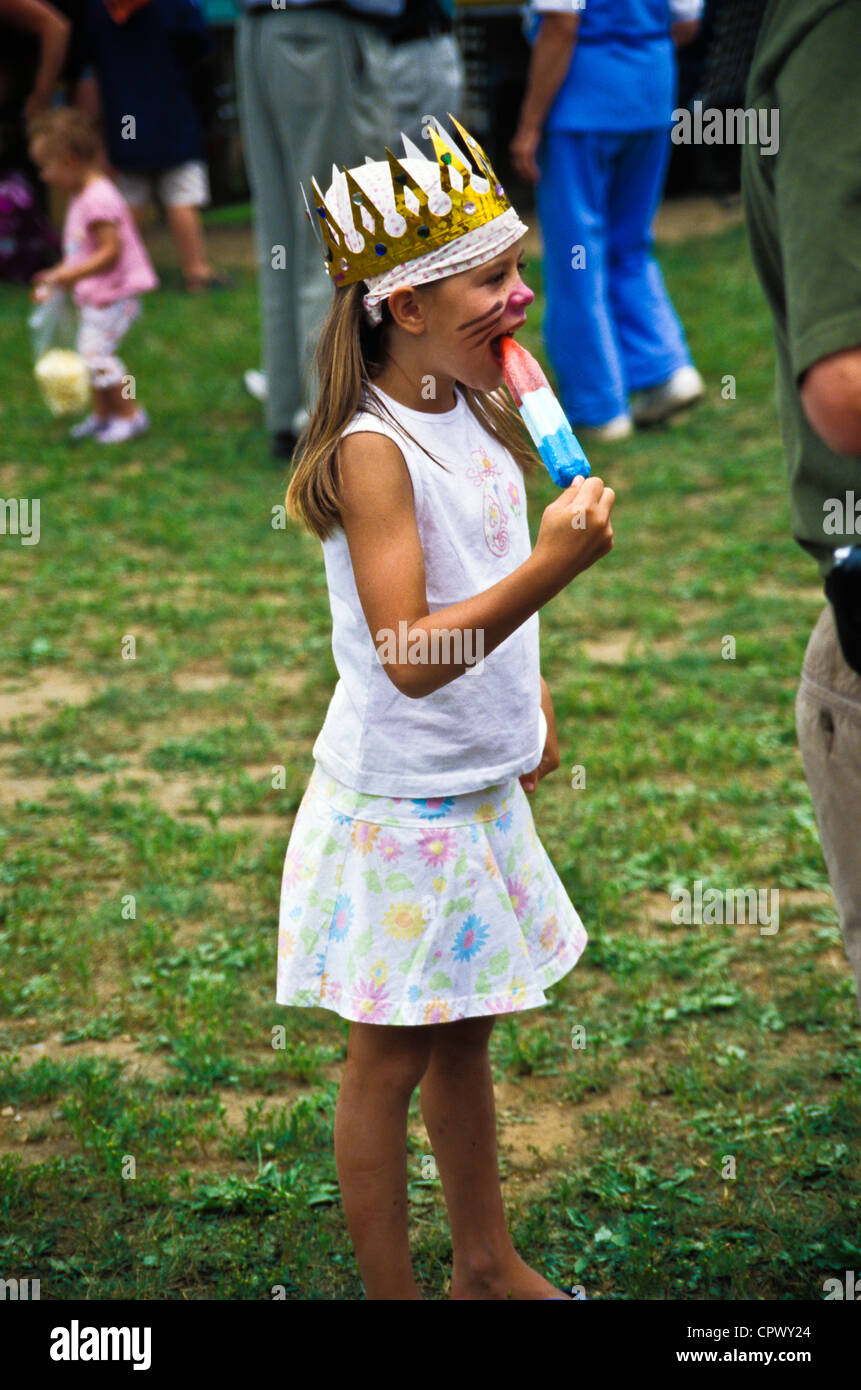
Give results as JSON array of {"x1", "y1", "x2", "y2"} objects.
[
  {"x1": 234, "y1": 10, "x2": 393, "y2": 436},
  {"x1": 796, "y1": 603, "x2": 861, "y2": 1022},
  {"x1": 386, "y1": 34, "x2": 465, "y2": 147}
]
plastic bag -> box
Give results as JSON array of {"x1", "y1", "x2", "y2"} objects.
[{"x1": 28, "y1": 288, "x2": 91, "y2": 417}]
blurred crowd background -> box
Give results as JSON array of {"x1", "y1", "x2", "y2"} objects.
[
  {"x1": 2, "y1": 0, "x2": 771, "y2": 450},
  {"x1": 1, "y1": 0, "x2": 766, "y2": 282}
]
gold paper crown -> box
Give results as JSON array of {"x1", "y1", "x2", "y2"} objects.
[{"x1": 301, "y1": 115, "x2": 511, "y2": 288}]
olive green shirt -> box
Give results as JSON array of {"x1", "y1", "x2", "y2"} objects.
[{"x1": 742, "y1": 0, "x2": 861, "y2": 576}]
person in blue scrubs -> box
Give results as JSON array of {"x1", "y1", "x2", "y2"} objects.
[{"x1": 512, "y1": 0, "x2": 705, "y2": 438}]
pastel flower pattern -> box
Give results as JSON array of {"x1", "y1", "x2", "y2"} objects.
[
  {"x1": 418, "y1": 827, "x2": 456, "y2": 867},
  {"x1": 351, "y1": 821, "x2": 380, "y2": 856},
  {"x1": 276, "y1": 763, "x2": 588, "y2": 1026}
]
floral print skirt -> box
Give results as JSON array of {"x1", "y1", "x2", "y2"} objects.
[{"x1": 276, "y1": 761, "x2": 587, "y2": 1026}]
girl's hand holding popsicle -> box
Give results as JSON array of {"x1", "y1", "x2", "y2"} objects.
[{"x1": 533, "y1": 473, "x2": 615, "y2": 587}]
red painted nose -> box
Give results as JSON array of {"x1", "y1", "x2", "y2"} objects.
[{"x1": 508, "y1": 283, "x2": 535, "y2": 313}]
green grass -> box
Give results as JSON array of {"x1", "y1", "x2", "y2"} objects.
[
  {"x1": 201, "y1": 200, "x2": 254, "y2": 228},
  {"x1": 0, "y1": 219, "x2": 859, "y2": 1300}
]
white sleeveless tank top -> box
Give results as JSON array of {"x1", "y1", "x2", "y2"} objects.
[{"x1": 311, "y1": 381, "x2": 543, "y2": 797}]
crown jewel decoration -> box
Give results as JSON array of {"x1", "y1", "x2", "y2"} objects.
[{"x1": 301, "y1": 115, "x2": 511, "y2": 288}]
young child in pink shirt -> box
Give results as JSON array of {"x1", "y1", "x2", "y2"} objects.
[{"x1": 28, "y1": 108, "x2": 159, "y2": 443}]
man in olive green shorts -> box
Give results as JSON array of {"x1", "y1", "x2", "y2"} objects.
[{"x1": 743, "y1": 0, "x2": 861, "y2": 1022}]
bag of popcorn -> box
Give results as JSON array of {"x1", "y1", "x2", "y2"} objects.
[{"x1": 28, "y1": 289, "x2": 91, "y2": 417}]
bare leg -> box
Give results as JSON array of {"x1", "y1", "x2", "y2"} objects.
[
  {"x1": 95, "y1": 382, "x2": 138, "y2": 421},
  {"x1": 164, "y1": 204, "x2": 213, "y2": 287},
  {"x1": 334, "y1": 1020, "x2": 433, "y2": 1300},
  {"x1": 420, "y1": 1015, "x2": 572, "y2": 1299},
  {"x1": 91, "y1": 385, "x2": 111, "y2": 422}
]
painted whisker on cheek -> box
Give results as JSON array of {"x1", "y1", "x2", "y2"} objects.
[
  {"x1": 473, "y1": 326, "x2": 503, "y2": 351},
  {"x1": 456, "y1": 302, "x2": 503, "y2": 336},
  {"x1": 463, "y1": 314, "x2": 505, "y2": 347}
]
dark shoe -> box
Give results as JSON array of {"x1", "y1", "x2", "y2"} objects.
[{"x1": 271, "y1": 430, "x2": 298, "y2": 461}]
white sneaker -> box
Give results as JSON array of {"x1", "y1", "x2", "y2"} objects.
[
  {"x1": 577, "y1": 413, "x2": 633, "y2": 442},
  {"x1": 97, "y1": 409, "x2": 150, "y2": 444},
  {"x1": 630, "y1": 366, "x2": 705, "y2": 425},
  {"x1": 244, "y1": 369, "x2": 268, "y2": 402},
  {"x1": 69, "y1": 413, "x2": 108, "y2": 440}
]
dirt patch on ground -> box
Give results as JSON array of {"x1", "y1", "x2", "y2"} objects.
[
  {"x1": 173, "y1": 665, "x2": 236, "y2": 692},
  {"x1": 0, "y1": 1040, "x2": 335, "y2": 1170},
  {"x1": 580, "y1": 630, "x2": 694, "y2": 664},
  {"x1": 581, "y1": 632, "x2": 637, "y2": 665},
  {"x1": 241, "y1": 591, "x2": 294, "y2": 606},
  {"x1": 264, "y1": 668, "x2": 307, "y2": 695},
  {"x1": 662, "y1": 601, "x2": 721, "y2": 627},
  {"x1": 648, "y1": 771, "x2": 701, "y2": 791},
  {"x1": 778, "y1": 889, "x2": 834, "y2": 913},
  {"x1": 654, "y1": 195, "x2": 744, "y2": 245},
  {"x1": 0, "y1": 757, "x2": 207, "y2": 817},
  {"x1": 210, "y1": 878, "x2": 262, "y2": 916},
  {"x1": 0, "y1": 1101, "x2": 70, "y2": 1164},
  {"x1": 0, "y1": 771, "x2": 64, "y2": 806},
  {"x1": 495, "y1": 1075, "x2": 637, "y2": 1172},
  {"x1": 88, "y1": 764, "x2": 290, "y2": 829},
  {"x1": 85, "y1": 767, "x2": 204, "y2": 815},
  {"x1": 0, "y1": 671, "x2": 95, "y2": 729},
  {"x1": 217, "y1": 813, "x2": 292, "y2": 837},
  {"x1": 638, "y1": 891, "x2": 682, "y2": 930},
  {"x1": 130, "y1": 711, "x2": 233, "y2": 754},
  {"x1": 0, "y1": 462, "x2": 49, "y2": 489},
  {"x1": 6, "y1": 1032, "x2": 173, "y2": 1082},
  {"x1": 0, "y1": 708, "x2": 299, "y2": 821},
  {"x1": 114, "y1": 585, "x2": 205, "y2": 612},
  {"x1": 0, "y1": 1035, "x2": 177, "y2": 1164}
]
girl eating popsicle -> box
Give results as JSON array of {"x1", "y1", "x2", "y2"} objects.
[{"x1": 277, "y1": 115, "x2": 615, "y2": 1300}]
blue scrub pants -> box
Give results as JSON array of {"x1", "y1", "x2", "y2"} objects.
[{"x1": 536, "y1": 128, "x2": 693, "y2": 426}]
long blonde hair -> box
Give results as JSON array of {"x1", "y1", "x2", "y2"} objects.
[{"x1": 285, "y1": 280, "x2": 538, "y2": 540}]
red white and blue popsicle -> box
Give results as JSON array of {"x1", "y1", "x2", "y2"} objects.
[{"x1": 498, "y1": 336, "x2": 590, "y2": 487}]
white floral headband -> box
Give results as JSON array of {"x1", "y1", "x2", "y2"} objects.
[{"x1": 361, "y1": 205, "x2": 529, "y2": 325}]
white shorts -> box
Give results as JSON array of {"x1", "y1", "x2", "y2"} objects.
[{"x1": 114, "y1": 160, "x2": 210, "y2": 210}]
